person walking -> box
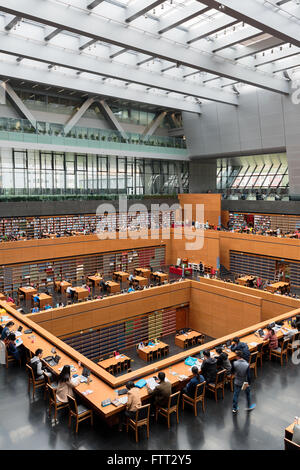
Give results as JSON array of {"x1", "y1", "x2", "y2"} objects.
[{"x1": 232, "y1": 350, "x2": 256, "y2": 413}]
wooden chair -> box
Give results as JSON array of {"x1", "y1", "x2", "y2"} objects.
[
  {"x1": 115, "y1": 362, "x2": 122, "y2": 375},
  {"x1": 155, "y1": 391, "x2": 180, "y2": 428},
  {"x1": 162, "y1": 345, "x2": 169, "y2": 357},
  {"x1": 197, "y1": 334, "x2": 205, "y2": 345},
  {"x1": 25, "y1": 364, "x2": 45, "y2": 400},
  {"x1": 147, "y1": 351, "x2": 154, "y2": 362},
  {"x1": 225, "y1": 373, "x2": 235, "y2": 392},
  {"x1": 108, "y1": 365, "x2": 115, "y2": 375},
  {"x1": 284, "y1": 437, "x2": 300, "y2": 450},
  {"x1": 67, "y1": 395, "x2": 93, "y2": 433},
  {"x1": 270, "y1": 338, "x2": 290, "y2": 366},
  {"x1": 47, "y1": 384, "x2": 68, "y2": 422},
  {"x1": 207, "y1": 369, "x2": 227, "y2": 402},
  {"x1": 155, "y1": 348, "x2": 162, "y2": 360},
  {"x1": 288, "y1": 332, "x2": 300, "y2": 354},
  {"x1": 44, "y1": 372, "x2": 57, "y2": 400},
  {"x1": 182, "y1": 381, "x2": 206, "y2": 416},
  {"x1": 184, "y1": 339, "x2": 189, "y2": 349},
  {"x1": 126, "y1": 404, "x2": 150, "y2": 443},
  {"x1": 256, "y1": 343, "x2": 264, "y2": 367},
  {"x1": 6, "y1": 348, "x2": 21, "y2": 369},
  {"x1": 249, "y1": 351, "x2": 258, "y2": 378}
]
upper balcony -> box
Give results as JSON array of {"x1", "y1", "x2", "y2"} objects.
[{"x1": 0, "y1": 117, "x2": 188, "y2": 159}]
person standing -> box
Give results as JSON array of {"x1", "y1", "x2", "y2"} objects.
[{"x1": 232, "y1": 350, "x2": 256, "y2": 413}]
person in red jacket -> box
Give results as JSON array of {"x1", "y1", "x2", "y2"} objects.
[{"x1": 263, "y1": 326, "x2": 278, "y2": 350}]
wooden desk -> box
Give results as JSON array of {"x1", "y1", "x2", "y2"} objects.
[
  {"x1": 106, "y1": 281, "x2": 120, "y2": 294},
  {"x1": 73, "y1": 287, "x2": 89, "y2": 301},
  {"x1": 175, "y1": 331, "x2": 202, "y2": 349},
  {"x1": 98, "y1": 355, "x2": 131, "y2": 372},
  {"x1": 138, "y1": 341, "x2": 168, "y2": 362},
  {"x1": 88, "y1": 275, "x2": 103, "y2": 287},
  {"x1": 55, "y1": 281, "x2": 72, "y2": 293},
  {"x1": 132, "y1": 276, "x2": 148, "y2": 287},
  {"x1": 266, "y1": 282, "x2": 290, "y2": 294},
  {"x1": 237, "y1": 276, "x2": 255, "y2": 286},
  {"x1": 135, "y1": 268, "x2": 151, "y2": 279},
  {"x1": 0, "y1": 293, "x2": 6, "y2": 301},
  {"x1": 151, "y1": 272, "x2": 168, "y2": 283},
  {"x1": 37, "y1": 293, "x2": 52, "y2": 310},
  {"x1": 113, "y1": 271, "x2": 129, "y2": 282},
  {"x1": 18, "y1": 286, "x2": 37, "y2": 300}
]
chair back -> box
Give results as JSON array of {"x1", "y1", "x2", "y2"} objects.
[
  {"x1": 195, "y1": 381, "x2": 206, "y2": 399},
  {"x1": 67, "y1": 394, "x2": 78, "y2": 414},
  {"x1": 250, "y1": 351, "x2": 258, "y2": 365},
  {"x1": 47, "y1": 384, "x2": 56, "y2": 402},
  {"x1": 256, "y1": 343, "x2": 263, "y2": 353},
  {"x1": 26, "y1": 363, "x2": 35, "y2": 382},
  {"x1": 135, "y1": 404, "x2": 150, "y2": 422},
  {"x1": 282, "y1": 338, "x2": 290, "y2": 351},
  {"x1": 168, "y1": 391, "x2": 180, "y2": 409},
  {"x1": 216, "y1": 369, "x2": 226, "y2": 385}
]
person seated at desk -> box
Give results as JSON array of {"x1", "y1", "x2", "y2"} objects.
[
  {"x1": 215, "y1": 347, "x2": 232, "y2": 375},
  {"x1": 6, "y1": 295, "x2": 14, "y2": 303},
  {"x1": 128, "y1": 283, "x2": 135, "y2": 293},
  {"x1": 33, "y1": 294, "x2": 39, "y2": 304},
  {"x1": 56, "y1": 365, "x2": 80, "y2": 403},
  {"x1": 146, "y1": 371, "x2": 171, "y2": 413},
  {"x1": 201, "y1": 350, "x2": 217, "y2": 384},
  {"x1": 182, "y1": 366, "x2": 204, "y2": 398},
  {"x1": 4, "y1": 333, "x2": 20, "y2": 361},
  {"x1": 292, "y1": 315, "x2": 300, "y2": 331},
  {"x1": 94, "y1": 271, "x2": 101, "y2": 277},
  {"x1": 137, "y1": 341, "x2": 145, "y2": 349},
  {"x1": 230, "y1": 337, "x2": 250, "y2": 362},
  {"x1": 31, "y1": 306, "x2": 39, "y2": 313},
  {"x1": 30, "y1": 348, "x2": 51, "y2": 380},
  {"x1": 81, "y1": 283, "x2": 90, "y2": 293},
  {"x1": 100, "y1": 280, "x2": 108, "y2": 293},
  {"x1": 262, "y1": 326, "x2": 278, "y2": 351},
  {"x1": 0, "y1": 321, "x2": 14, "y2": 340},
  {"x1": 113, "y1": 350, "x2": 121, "y2": 357},
  {"x1": 66, "y1": 286, "x2": 75, "y2": 300},
  {"x1": 128, "y1": 273, "x2": 134, "y2": 282},
  {"x1": 118, "y1": 381, "x2": 142, "y2": 432},
  {"x1": 44, "y1": 304, "x2": 52, "y2": 310}
]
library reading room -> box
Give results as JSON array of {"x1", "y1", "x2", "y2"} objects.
[{"x1": 0, "y1": 0, "x2": 300, "y2": 458}]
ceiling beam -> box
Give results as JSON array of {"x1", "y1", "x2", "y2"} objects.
[
  {"x1": 125, "y1": 1, "x2": 165, "y2": 23},
  {"x1": 233, "y1": 37, "x2": 284, "y2": 61},
  {"x1": 87, "y1": 0, "x2": 105, "y2": 10},
  {"x1": 4, "y1": 15, "x2": 20, "y2": 31},
  {"x1": 271, "y1": 54, "x2": 300, "y2": 73},
  {"x1": 0, "y1": 60, "x2": 202, "y2": 113},
  {"x1": 186, "y1": 16, "x2": 239, "y2": 44},
  {"x1": 0, "y1": 32, "x2": 238, "y2": 105},
  {"x1": 253, "y1": 45, "x2": 300, "y2": 67},
  {"x1": 44, "y1": 27, "x2": 63, "y2": 41},
  {"x1": 157, "y1": 4, "x2": 211, "y2": 35},
  {"x1": 198, "y1": 0, "x2": 300, "y2": 48},
  {"x1": 211, "y1": 26, "x2": 261, "y2": 52},
  {"x1": 0, "y1": 0, "x2": 289, "y2": 94}
]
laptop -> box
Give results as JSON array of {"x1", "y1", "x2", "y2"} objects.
[
  {"x1": 17, "y1": 326, "x2": 23, "y2": 332},
  {"x1": 258, "y1": 329, "x2": 265, "y2": 338},
  {"x1": 44, "y1": 355, "x2": 61, "y2": 367},
  {"x1": 82, "y1": 367, "x2": 91, "y2": 378},
  {"x1": 117, "y1": 388, "x2": 128, "y2": 396}
]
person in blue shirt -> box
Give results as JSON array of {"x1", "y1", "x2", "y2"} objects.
[
  {"x1": 230, "y1": 337, "x2": 250, "y2": 362},
  {"x1": 128, "y1": 283, "x2": 135, "y2": 293},
  {"x1": 44, "y1": 304, "x2": 52, "y2": 310},
  {"x1": 0, "y1": 321, "x2": 14, "y2": 340},
  {"x1": 183, "y1": 366, "x2": 205, "y2": 398},
  {"x1": 33, "y1": 295, "x2": 39, "y2": 304},
  {"x1": 31, "y1": 307, "x2": 39, "y2": 313}
]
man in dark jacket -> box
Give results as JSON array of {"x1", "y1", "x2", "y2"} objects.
[
  {"x1": 230, "y1": 337, "x2": 250, "y2": 362},
  {"x1": 200, "y1": 350, "x2": 217, "y2": 384},
  {"x1": 147, "y1": 371, "x2": 172, "y2": 412},
  {"x1": 231, "y1": 350, "x2": 256, "y2": 413}
]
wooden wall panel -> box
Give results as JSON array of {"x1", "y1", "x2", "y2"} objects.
[
  {"x1": 189, "y1": 281, "x2": 262, "y2": 338},
  {"x1": 27, "y1": 281, "x2": 190, "y2": 337},
  {"x1": 168, "y1": 229, "x2": 220, "y2": 269},
  {"x1": 197, "y1": 277, "x2": 300, "y2": 322},
  {"x1": 178, "y1": 193, "x2": 221, "y2": 226}
]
